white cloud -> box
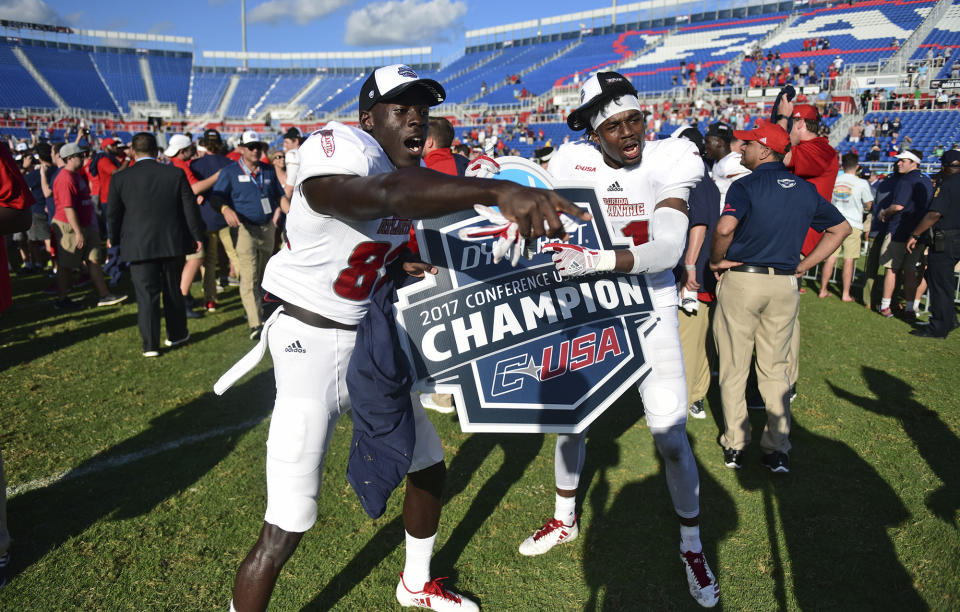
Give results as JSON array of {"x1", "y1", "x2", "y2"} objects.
[
  {"x1": 345, "y1": 0, "x2": 466, "y2": 46},
  {"x1": 0, "y1": 0, "x2": 63, "y2": 24},
  {"x1": 148, "y1": 20, "x2": 175, "y2": 34},
  {"x1": 248, "y1": 0, "x2": 353, "y2": 25}
]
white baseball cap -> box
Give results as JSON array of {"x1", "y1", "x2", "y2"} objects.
[
  {"x1": 895, "y1": 150, "x2": 921, "y2": 164},
  {"x1": 240, "y1": 130, "x2": 263, "y2": 146},
  {"x1": 163, "y1": 134, "x2": 193, "y2": 157}
]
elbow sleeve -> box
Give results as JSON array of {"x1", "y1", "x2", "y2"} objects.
[{"x1": 628, "y1": 207, "x2": 689, "y2": 275}]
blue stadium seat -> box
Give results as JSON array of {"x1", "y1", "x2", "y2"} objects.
[{"x1": 0, "y1": 41, "x2": 56, "y2": 109}]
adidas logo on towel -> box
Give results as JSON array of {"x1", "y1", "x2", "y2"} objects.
[
  {"x1": 607, "y1": 181, "x2": 623, "y2": 192},
  {"x1": 285, "y1": 340, "x2": 306, "y2": 353}
]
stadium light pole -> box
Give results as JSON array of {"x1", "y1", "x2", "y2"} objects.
[{"x1": 241, "y1": 0, "x2": 248, "y2": 70}]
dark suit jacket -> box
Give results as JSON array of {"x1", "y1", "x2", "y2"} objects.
[{"x1": 107, "y1": 158, "x2": 205, "y2": 263}]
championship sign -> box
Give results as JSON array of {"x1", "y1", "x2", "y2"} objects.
[{"x1": 395, "y1": 158, "x2": 659, "y2": 433}]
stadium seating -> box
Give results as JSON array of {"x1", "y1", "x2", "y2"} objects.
[
  {"x1": 20, "y1": 42, "x2": 116, "y2": 112},
  {"x1": 618, "y1": 14, "x2": 789, "y2": 91},
  {"x1": 149, "y1": 53, "x2": 192, "y2": 112},
  {"x1": 470, "y1": 40, "x2": 570, "y2": 104},
  {"x1": 255, "y1": 73, "x2": 313, "y2": 110},
  {"x1": 0, "y1": 41, "x2": 55, "y2": 109},
  {"x1": 298, "y1": 74, "x2": 364, "y2": 117},
  {"x1": 911, "y1": 1, "x2": 960, "y2": 79},
  {"x1": 226, "y1": 74, "x2": 276, "y2": 118},
  {"x1": 835, "y1": 110, "x2": 960, "y2": 164},
  {"x1": 189, "y1": 71, "x2": 232, "y2": 116},
  {"x1": 91, "y1": 50, "x2": 147, "y2": 112},
  {"x1": 742, "y1": 0, "x2": 937, "y2": 81}
]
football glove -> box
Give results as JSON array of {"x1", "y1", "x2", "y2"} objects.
[
  {"x1": 458, "y1": 204, "x2": 524, "y2": 265},
  {"x1": 465, "y1": 155, "x2": 500, "y2": 179},
  {"x1": 542, "y1": 242, "x2": 616, "y2": 277}
]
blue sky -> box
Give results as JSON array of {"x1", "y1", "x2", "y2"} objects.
[{"x1": 0, "y1": 0, "x2": 602, "y2": 64}]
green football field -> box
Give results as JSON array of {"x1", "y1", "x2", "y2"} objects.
[{"x1": 1, "y1": 273, "x2": 958, "y2": 611}]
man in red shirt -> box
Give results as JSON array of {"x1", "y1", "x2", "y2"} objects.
[
  {"x1": 0, "y1": 141, "x2": 33, "y2": 313},
  {"x1": 165, "y1": 134, "x2": 222, "y2": 316},
  {"x1": 422, "y1": 117, "x2": 468, "y2": 177},
  {"x1": 51, "y1": 143, "x2": 126, "y2": 311},
  {"x1": 774, "y1": 101, "x2": 839, "y2": 397},
  {"x1": 95, "y1": 137, "x2": 130, "y2": 204}
]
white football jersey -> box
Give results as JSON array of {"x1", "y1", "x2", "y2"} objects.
[
  {"x1": 548, "y1": 137, "x2": 702, "y2": 302},
  {"x1": 711, "y1": 151, "x2": 750, "y2": 212},
  {"x1": 262, "y1": 122, "x2": 413, "y2": 325}
]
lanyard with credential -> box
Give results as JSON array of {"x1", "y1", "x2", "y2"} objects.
[
  {"x1": 238, "y1": 159, "x2": 273, "y2": 216},
  {"x1": 237, "y1": 159, "x2": 264, "y2": 193}
]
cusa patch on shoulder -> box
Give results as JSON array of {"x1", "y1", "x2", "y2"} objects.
[{"x1": 319, "y1": 130, "x2": 335, "y2": 157}]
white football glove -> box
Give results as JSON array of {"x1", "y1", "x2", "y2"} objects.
[
  {"x1": 465, "y1": 155, "x2": 500, "y2": 179},
  {"x1": 458, "y1": 205, "x2": 585, "y2": 267},
  {"x1": 458, "y1": 204, "x2": 524, "y2": 266},
  {"x1": 542, "y1": 242, "x2": 617, "y2": 277}
]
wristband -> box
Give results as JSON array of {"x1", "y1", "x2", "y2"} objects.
[
  {"x1": 684, "y1": 264, "x2": 696, "y2": 271},
  {"x1": 911, "y1": 234, "x2": 921, "y2": 240}
]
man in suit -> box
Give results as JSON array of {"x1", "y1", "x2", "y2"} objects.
[{"x1": 107, "y1": 132, "x2": 205, "y2": 357}]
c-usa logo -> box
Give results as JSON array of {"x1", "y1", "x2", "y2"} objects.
[{"x1": 778, "y1": 178, "x2": 797, "y2": 188}]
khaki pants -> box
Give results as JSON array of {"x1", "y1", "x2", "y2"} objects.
[
  {"x1": 678, "y1": 301, "x2": 712, "y2": 407},
  {"x1": 201, "y1": 228, "x2": 240, "y2": 302},
  {"x1": 235, "y1": 222, "x2": 275, "y2": 328},
  {"x1": 715, "y1": 270, "x2": 799, "y2": 454}
]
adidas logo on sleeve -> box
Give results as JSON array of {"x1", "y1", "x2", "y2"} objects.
[
  {"x1": 285, "y1": 340, "x2": 306, "y2": 353},
  {"x1": 607, "y1": 181, "x2": 623, "y2": 192}
]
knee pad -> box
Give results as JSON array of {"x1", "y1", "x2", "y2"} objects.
[{"x1": 641, "y1": 384, "x2": 686, "y2": 430}]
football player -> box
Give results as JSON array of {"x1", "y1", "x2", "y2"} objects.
[
  {"x1": 530, "y1": 72, "x2": 720, "y2": 608},
  {"x1": 215, "y1": 64, "x2": 588, "y2": 612}
]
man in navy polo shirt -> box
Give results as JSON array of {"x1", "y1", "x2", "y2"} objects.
[
  {"x1": 210, "y1": 130, "x2": 289, "y2": 338},
  {"x1": 875, "y1": 149, "x2": 934, "y2": 319},
  {"x1": 191, "y1": 128, "x2": 235, "y2": 312},
  {"x1": 710, "y1": 121, "x2": 849, "y2": 474}
]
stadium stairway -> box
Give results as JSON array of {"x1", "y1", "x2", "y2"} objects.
[
  {"x1": 464, "y1": 39, "x2": 581, "y2": 106},
  {"x1": 217, "y1": 75, "x2": 241, "y2": 120},
  {"x1": 10, "y1": 46, "x2": 67, "y2": 111},
  {"x1": 883, "y1": 0, "x2": 953, "y2": 72},
  {"x1": 139, "y1": 55, "x2": 159, "y2": 104},
  {"x1": 88, "y1": 53, "x2": 124, "y2": 115}
]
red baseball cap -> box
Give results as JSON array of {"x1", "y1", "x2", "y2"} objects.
[
  {"x1": 791, "y1": 104, "x2": 820, "y2": 122},
  {"x1": 101, "y1": 137, "x2": 117, "y2": 149},
  {"x1": 733, "y1": 120, "x2": 789, "y2": 154}
]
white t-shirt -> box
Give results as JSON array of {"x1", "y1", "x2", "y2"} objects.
[
  {"x1": 831, "y1": 172, "x2": 873, "y2": 230},
  {"x1": 548, "y1": 137, "x2": 702, "y2": 303},
  {"x1": 262, "y1": 122, "x2": 413, "y2": 325},
  {"x1": 711, "y1": 151, "x2": 751, "y2": 212},
  {"x1": 284, "y1": 148, "x2": 300, "y2": 188}
]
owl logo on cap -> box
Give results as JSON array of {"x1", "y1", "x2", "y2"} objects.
[{"x1": 398, "y1": 65, "x2": 418, "y2": 79}]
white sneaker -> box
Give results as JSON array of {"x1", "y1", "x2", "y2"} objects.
[
  {"x1": 680, "y1": 549, "x2": 719, "y2": 608},
  {"x1": 142, "y1": 350, "x2": 159, "y2": 358},
  {"x1": 419, "y1": 393, "x2": 455, "y2": 414},
  {"x1": 518, "y1": 517, "x2": 578, "y2": 556},
  {"x1": 396, "y1": 574, "x2": 478, "y2": 611}
]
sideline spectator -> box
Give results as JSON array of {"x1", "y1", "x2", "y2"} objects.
[
  {"x1": 710, "y1": 121, "x2": 849, "y2": 474},
  {"x1": 422, "y1": 116, "x2": 469, "y2": 177},
  {"x1": 876, "y1": 150, "x2": 934, "y2": 319},
  {"x1": 106, "y1": 132, "x2": 205, "y2": 357},
  {"x1": 51, "y1": 143, "x2": 126, "y2": 310},
  {"x1": 820, "y1": 154, "x2": 874, "y2": 301},
  {"x1": 704, "y1": 121, "x2": 750, "y2": 211},
  {"x1": 209, "y1": 131, "x2": 289, "y2": 339},
  {"x1": 281, "y1": 127, "x2": 303, "y2": 202},
  {"x1": 907, "y1": 150, "x2": 960, "y2": 338},
  {"x1": 166, "y1": 133, "x2": 220, "y2": 317},
  {"x1": 190, "y1": 129, "x2": 234, "y2": 312}
]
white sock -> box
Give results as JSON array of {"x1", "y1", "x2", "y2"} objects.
[
  {"x1": 402, "y1": 531, "x2": 436, "y2": 591},
  {"x1": 912, "y1": 299, "x2": 920, "y2": 311},
  {"x1": 880, "y1": 298, "x2": 891, "y2": 309},
  {"x1": 680, "y1": 524, "x2": 702, "y2": 553},
  {"x1": 229, "y1": 601, "x2": 238, "y2": 612},
  {"x1": 554, "y1": 493, "x2": 576, "y2": 525}
]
